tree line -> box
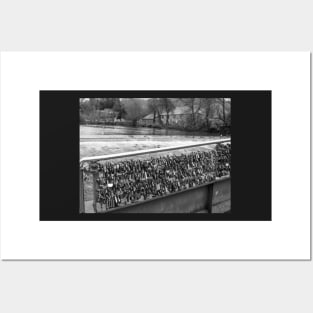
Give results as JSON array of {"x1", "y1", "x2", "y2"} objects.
[
  {"x1": 80, "y1": 98, "x2": 231, "y2": 130},
  {"x1": 148, "y1": 98, "x2": 231, "y2": 129}
]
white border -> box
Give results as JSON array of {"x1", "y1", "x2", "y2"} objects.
[{"x1": 0, "y1": 52, "x2": 310, "y2": 260}]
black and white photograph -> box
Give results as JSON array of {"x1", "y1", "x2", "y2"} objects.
[{"x1": 80, "y1": 98, "x2": 231, "y2": 214}]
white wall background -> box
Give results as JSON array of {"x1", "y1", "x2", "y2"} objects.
[{"x1": 0, "y1": 1, "x2": 312, "y2": 313}]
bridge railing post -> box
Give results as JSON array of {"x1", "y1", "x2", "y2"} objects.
[
  {"x1": 92, "y1": 171, "x2": 99, "y2": 213},
  {"x1": 79, "y1": 169, "x2": 85, "y2": 214}
]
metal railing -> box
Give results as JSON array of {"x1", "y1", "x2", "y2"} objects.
[
  {"x1": 80, "y1": 138, "x2": 230, "y2": 164},
  {"x1": 80, "y1": 138, "x2": 231, "y2": 213}
]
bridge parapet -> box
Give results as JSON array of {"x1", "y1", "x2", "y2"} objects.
[{"x1": 80, "y1": 138, "x2": 231, "y2": 214}]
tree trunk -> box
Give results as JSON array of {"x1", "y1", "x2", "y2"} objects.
[
  {"x1": 157, "y1": 111, "x2": 163, "y2": 126},
  {"x1": 206, "y1": 114, "x2": 210, "y2": 130},
  {"x1": 222, "y1": 98, "x2": 226, "y2": 126},
  {"x1": 191, "y1": 104, "x2": 196, "y2": 127},
  {"x1": 205, "y1": 99, "x2": 211, "y2": 130}
]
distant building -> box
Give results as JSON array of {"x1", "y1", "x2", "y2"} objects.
[
  {"x1": 139, "y1": 106, "x2": 224, "y2": 130},
  {"x1": 139, "y1": 106, "x2": 192, "y2": 127}
]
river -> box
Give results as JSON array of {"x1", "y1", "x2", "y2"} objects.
[
  {"x1": 80, "y1": 125, "x2": 230, "y2": 158},
  {"x1": 81, "y1": 125, "x2": 217, "y2": 140}
]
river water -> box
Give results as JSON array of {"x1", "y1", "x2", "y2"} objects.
[
  {"x1": 80, "y1": 125, "x2": 230, "y2": 158},
  {"x1": 80, "y1": 125, "x2": 217, "y2": 140}
]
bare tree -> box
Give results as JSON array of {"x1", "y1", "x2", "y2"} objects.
[
  {"x1": 161, "y1": 98, "x2": 175, "y2": 127},
  {"x1": 80, "y1": 98, "x2": 101, "y2": 123},
  {"x1": 222, "y1": 98, "x2": 226, "y2": 124},
  {"x1": 148, "y1": 98, "x2": 164, "y2": 126},
  {"x1": 200, "y1": 98, "x2": 214, "y2": 130},
  {"x1": 215, "y1": 98, "x2": 230, "y2": 126},
  {"x1": 112, "y1": 98, "x2": 126, "y2": 120},
  {"x1": 179, "y1": 98, "x2": 203, "y2": 128},
  {"x1": 122, "y1": 98, "x2": 148, "y2": 126}
]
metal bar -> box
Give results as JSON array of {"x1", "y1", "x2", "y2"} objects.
[
  {"x1": 207, "y1": 182, "x2": 214, "y2": 213},
  {"x1": 92, "y1": 171, "x2": 99, "y2": 213},
  {"x1": 80, "y1": 138, "x2": 230, "y2": 164},
  {"x1": 79, "y1": 170, "x2": 85, "y2": 213}
]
